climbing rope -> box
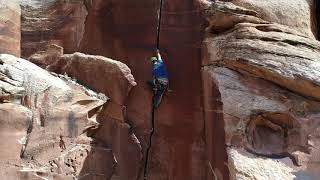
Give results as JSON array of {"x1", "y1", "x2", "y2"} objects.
[
  {"x1": 156, "y1": 0, "x2": 164, "y2": 50},
  {"x1": 143, "y1": 0, "x2": 164, "y2": 179}
]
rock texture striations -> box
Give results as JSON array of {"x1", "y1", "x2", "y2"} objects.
[
  {"x1": 0, "y1": 0, "x2": 21, "y2": 56},
  {"x1": 0, "y1": 0, "x2": 320, "y2": 179},
  {"x1": 0, "y1": 54, "x2": 108, "y2": 179},
  {"x1": 20, "y1": 0, "x2": 87, "y2": 57},
  {"x1": 203, "y1": 0, "x2": 320, "y2": 179},
  {"x1": 0, "y1": 51, "x2": 137, "y2": 179}
]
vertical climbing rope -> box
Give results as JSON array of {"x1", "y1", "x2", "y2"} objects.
[
  {"x1": 143, "y1": 0, "x2": 164, "y2": 179},
  {"x1": 156, "y1": 0, "x2": 164, "y2": 50}
]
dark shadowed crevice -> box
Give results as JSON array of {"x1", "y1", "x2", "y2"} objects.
[
  {"x1": 202, "y1": 69, "x2": 230, "y2": 180},
  {"x1": 245, "y1": 111, "x2": 308, "y2": 166},
  {"x1": 143, "y1": 0, "x2": 164, "y2": 178},
  {"x1": 316, "y1": 0, "x2": 320, "y2": 39},
  {"x1": 20, "y1": 114, "x2": 34, "y2": 158},
  {"x1": 143, "y1": 103, "x2": 155, "y2": 179},
  {"x1": 79, "y1": 0, "x2": 117, "y2": 58}
]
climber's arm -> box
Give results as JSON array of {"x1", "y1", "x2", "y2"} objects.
[{"x1": 156, "y1": 49, "x2": 162, "y2": 61}]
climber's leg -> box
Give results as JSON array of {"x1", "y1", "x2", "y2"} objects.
[
  {"x1": 153, "y1": 80, "x2": 168, "y2": 108},
  {"x1": 153, "y1": 87, "x2": 165, "y2": 108},
  {"x1": 147, "y1": 79, "x2": 157, "y2": 91}
]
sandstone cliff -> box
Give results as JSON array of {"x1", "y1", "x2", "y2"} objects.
[
  {"x1": 203, "y1": 0, "x2": 320, "y2": 179},
  {"x1": 0, "y1": 0, "x2": 319, "y2": 180}
]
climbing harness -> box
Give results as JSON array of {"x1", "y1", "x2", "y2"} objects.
[{"x1": 143, "y1": 0, "x2": 164, "y2": 179}]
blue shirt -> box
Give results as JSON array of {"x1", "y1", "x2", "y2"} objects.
[{"x1": 152, "y1": 58, "x2": 169, "y2": 79}]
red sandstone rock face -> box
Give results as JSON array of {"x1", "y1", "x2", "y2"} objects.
[
  {"x1": 203, "y1": 1, "x2": 320, "y2": 179},
  {"x1": 1, "y1": 0, "x2": 320, "y2": 179},
  {"x1": 148, "y1": 1, "x2": 222, "y2": 179},
  {"x1": 0, "y1": 54, "x2": 109, "y2": 179},
  {"x1": 20, "y1": 0, "x2": 215, "y2": 178},
  {"x1": 23, "y1": 0, "x2": 216, "y2": 178},
  {"x1": 19, "y1": 0, "x2": 232, "y2": 179},
  {"x1": 30, "y1": 51, "x2": 140, "y2": 179},
  {"x1": 49, "y1": 53, "x2": 140, "y2": 180},
  {"x1": 20, "y1": 0, "x2": 87, "y2": 58},
  {"x1": 231, "y1": 0, "x2": 316, "y2": 38},
  {"x1": 0, "y1": 1, "x2": 21, "y2": 56},
  {"x1": 46, "y1": 52, "x2": 137, "y2": 105},
  {"x1": 79, "y1": 0, "x2": 215, "y2": 179}
]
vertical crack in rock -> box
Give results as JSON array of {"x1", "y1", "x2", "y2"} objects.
[
  {"x1": 202, "y1": 68, "x2": 230, "y2": 179},
  {"x1": 143, "y1": 104, "x2": 155, "y2": 179},
  {"x1": 316, "y1": 0, "x2": 320, "y2": 39},
  {"x1": 20, "y1": 113, "x2": 34, "y2": 158},
  {"x1": 143, "y1": 0, "x2": 164, "y2": 179}
]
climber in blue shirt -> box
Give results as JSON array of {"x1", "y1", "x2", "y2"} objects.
[{"x1": 147, "y1": 50, "x2": 170, "y2": 108}]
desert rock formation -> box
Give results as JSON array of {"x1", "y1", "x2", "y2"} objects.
[
  {"x1": 203, "y1": 0, "x2": 320, "y2": 179},
  {"x1": 0, "y1": 1, "x2": 20, "y2": 56},
  {"x1": 0, "y1": 0, "x2": 319, "y2": 180}
]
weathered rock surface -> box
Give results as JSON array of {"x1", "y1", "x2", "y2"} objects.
[
  {"x1": 0, "y1": 54, "x2": 111, "y2": 179},
  {"x1": 203, "y1": 1, "x2": 320, "y2": 179},
  {"x1": 0, "y1": 0, "x2": 20, "y2": 56},
  {"x1": 0, "y1": 0, "x2": 319, "y2": 179},
  {"x1": 47, "y1": 52, "x2": 140, "y2": 180},
  {"x1": 20, "y1": 0, "x2": 87, "y2": 57},
  {"x1": 230, "y1": 0, "x2": 316, "y2": 39},
  {"x1": 46, "y1": 52, "x2": 137, "y2": 105},
  {"x1": 25, "y1": 0, "x2": 210, "y2": 178},
  {"x1": 228, "y1": 148, "x2": 296, "y2": 180},
  {"x1": 203, "y1": 67, "x2": 320, "y2": 179},
  {"x1": 30, "y1": 50, "x2": 140, "y2": 179},
  {"x1": 41, "y1": 0, "x2": 209, "y2": 179},
  {"x1": 204, "y1": 22, "x2": 320, "y2": 100}
]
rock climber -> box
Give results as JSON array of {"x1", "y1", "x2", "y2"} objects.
[{"x1": 147, "y1": 49, "x2": 170, "y2": 108}]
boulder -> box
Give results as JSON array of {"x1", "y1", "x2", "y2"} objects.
[
  {"x1": 46, "y1": 52, "x2": 137, "y2": 105},
  {"x1": 228, "y1": 148, "x2": 295, "y2": 180},
  {"x1": 204, "y1": 22, "x2": 320, "y2": 100},
  {"x1": 202, "y1": 1, "x2": 320, "y2": 179},
  {"x1": 230, "y1": 0, "x2": 316, "y2": 38},
  {"x1": 34, "y1": 51, "x2": 141, "y2": 179},
  {"x1": 204, "y1": 0, "x2": 320, "y2": 100},
  {"x1": 0, "y1": 54, "x2": 109, "y2": 179},
  {"x1": 202, "y1": 67, "x2": 320, "y2": 179}
]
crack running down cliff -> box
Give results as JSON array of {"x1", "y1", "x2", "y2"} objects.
[{"x1": 143, "y1": 0, "x2": 164, "y2": 179}]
